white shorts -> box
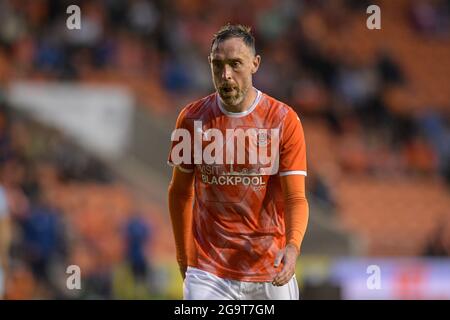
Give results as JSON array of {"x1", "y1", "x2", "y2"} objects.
[{"x1": 184, "y1": 267, "x2": 299, "y2": 300}]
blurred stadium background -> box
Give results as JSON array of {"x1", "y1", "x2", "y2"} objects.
[{"x1": 0, "y1": 0, "x2": 449, "y2": 299}]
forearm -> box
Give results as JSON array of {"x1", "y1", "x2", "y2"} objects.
[
  {"x1": 168, "y1": 168, "x2": 195, "y2": 268},
  {"x1": 281, "y1": 175, "x2": 309, "y2": 254},
  {"x1": 284, "y1": 195, "x2": 309, "y2": 252}
]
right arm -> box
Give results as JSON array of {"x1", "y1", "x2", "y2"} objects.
[{"x1": 168, "y1": 166, "x2": 195, "y2": 279}]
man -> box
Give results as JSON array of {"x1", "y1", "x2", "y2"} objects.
[{"x1": 168, "y1": 24, "x2": 309, "y2": 300}]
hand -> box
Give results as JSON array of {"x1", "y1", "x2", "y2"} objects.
[{"x1": 272, "y1": 244, "x2": 299, "y2": 286}]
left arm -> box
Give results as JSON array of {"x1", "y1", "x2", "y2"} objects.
[{"x1": 272, "y1": 174, "x2": 309, "y2": 286}]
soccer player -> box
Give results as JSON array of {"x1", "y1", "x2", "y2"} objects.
[{"x1": 167, "y1": 24, "x2": 309, "y2": 300}]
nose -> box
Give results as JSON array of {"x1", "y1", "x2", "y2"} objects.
[{"x1": 221, "y1": 64, "x2": 232, "y2": 80}]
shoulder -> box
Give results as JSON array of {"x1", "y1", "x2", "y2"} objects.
[
  {"x1": 259, "y1": 91, "x2": 301, "y2": 123},
  {"x1": 177, "y1": 93, "x2": 217, "y2": 121}
]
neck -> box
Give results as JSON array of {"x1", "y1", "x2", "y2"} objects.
[{"x1": 220, "y1": 87, "x2": 257, "y2": 113}]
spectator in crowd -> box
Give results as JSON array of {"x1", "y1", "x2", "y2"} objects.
[
  {"x1": 125, "y1": 210, "x2": 153, "y2": 295},
  {"x1": 22, "y1": 189, "x2": 66, "y2": 292}
]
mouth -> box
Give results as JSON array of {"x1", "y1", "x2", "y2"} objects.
[{"x1": 220, "y1": 86, "x2": 236, "y2": 95}]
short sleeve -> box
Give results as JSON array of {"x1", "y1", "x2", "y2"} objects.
[
  {"x1": 167, "y1": 107, "x2": 194, "y2": 173},
  {"x1": 279, "y1": 108, "x2": 307, "y2": 176}
]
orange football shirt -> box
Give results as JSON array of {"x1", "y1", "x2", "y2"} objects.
[{"x1": 168, "y1": 89, "x2": 307, "y2": 281}]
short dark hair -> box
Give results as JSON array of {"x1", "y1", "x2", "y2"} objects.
[{"x1": 211, "y1": 24, "x2": 256, "y2": 55}]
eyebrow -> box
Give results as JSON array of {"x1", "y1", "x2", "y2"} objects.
[{"x1": 211, "y1": 58, "x2": 244, "y2": 64}]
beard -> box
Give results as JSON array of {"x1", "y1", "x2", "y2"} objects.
[{"x1": 217, "y1": 83, "x2": 249, "y2": 107}]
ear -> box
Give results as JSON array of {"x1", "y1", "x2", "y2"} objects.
[
  {"x1": 252, "y1": 55, "x2": 261, "y2": 74},
  {"x1": 207, "y1": 54, "x2": 212, "y2": 64}
]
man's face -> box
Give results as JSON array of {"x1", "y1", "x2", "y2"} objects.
[{"x1": 209, "y1": 37, "x2": 260, "y2": 107}]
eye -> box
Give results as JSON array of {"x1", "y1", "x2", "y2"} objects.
[
  {"x1": 212, "y1": 61, "x2": 223, "y2": 69},
  {"x1": 231, "y1": 61, "x2": 241, "y2": 68}
]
